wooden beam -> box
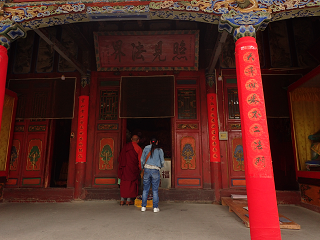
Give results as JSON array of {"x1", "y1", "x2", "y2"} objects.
[
  {"x1": 34, "y1": 28, "x2": 87, "y2": 76},
  {"x1": 207, "y1": 31, "x2": 228, "y2": 74},
  {"x1": 62, "y1": 25, "x2": 91, "y2": 51}
]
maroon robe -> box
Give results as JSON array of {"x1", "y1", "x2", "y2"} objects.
[{"x1": 118, "y1": 142, "x2": 140, "y2": 198}]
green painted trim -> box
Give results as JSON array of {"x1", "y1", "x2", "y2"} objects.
[
  {"x1": 22, "y1": 178, "x2": 41, "y2": 185},
  {"x1": 226, "y1": 78, "x2": 237, "y2": 84}
]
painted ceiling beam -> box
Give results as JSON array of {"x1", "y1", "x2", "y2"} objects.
[
  {"x1": 34, "y1": 28, "x2": 87, "y2": 76},
  {"x1": 1, "y1": 0, "x2": 320, "y2": 48},
  {"x1": 207, "y1": 31, "x2": 228, "y2": 74}
]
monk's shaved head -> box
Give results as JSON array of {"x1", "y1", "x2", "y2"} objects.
[{"x1": 131, "y1": 135, "x2": 139, "y2": 142}]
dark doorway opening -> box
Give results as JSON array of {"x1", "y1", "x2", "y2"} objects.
[
  {"x1": 50, "y1": 119, "x2": 72, "y2": 187},
  {"x1": 126, "y1": 118, "x2": 172, "y2": 159}
]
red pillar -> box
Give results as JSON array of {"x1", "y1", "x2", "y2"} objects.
[
  {"x1": 74, "y1": 96, "x2": 89, "y2": 199},
  {"x1": 0, "y1": 45, "x2": 8, "y2": 131},
  {"x1": 0, "y1": 46, "x2": 8, "y2": 202},
  {"x1": 207, "y1": 92, "x2": 222, "y2": 202},
  {"x1": 235, "y1": 36, "x2": 281, "y2": 239}
]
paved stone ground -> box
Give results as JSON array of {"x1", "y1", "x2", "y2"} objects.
[{"x1": 0, "y1": 200, "x2": 319, "y2": 240}]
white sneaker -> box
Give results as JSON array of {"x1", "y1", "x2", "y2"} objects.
[
  {"x1": 141, "y1": 207, "x2": 146, "y2": 212},
  {"x1": 153, "y1": 208, "x2": 160, "y2": 213}
]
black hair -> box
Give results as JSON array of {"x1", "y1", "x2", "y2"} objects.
[{"x1": 150, "y1": 137, "x2": 160, "y2": 157}]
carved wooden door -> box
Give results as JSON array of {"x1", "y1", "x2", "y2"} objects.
[
  {"x1": 6, "y1": 79, "x2": 52, "y2": 188},
  {"x1": 20, "y1": 121, "x2": 49, "y2": 187},
  {"x1": 175, "y1": 132, "x2": 202, "y2": 188},
  {"x1": 225, "y1": 83, "x2": 246, "y2": 188},
  {"x1": 7, "y1": 120, "x2": 50, "y2": 188},
  {"x1": 89, "y1": 78, "x2": 122, "y2": 188},
  {"x1": 93, "y1": 132, "x2": 120, "y2": 186},
  {"x1": 174, "y1": 81, "x2": 202, "y2": 188},
  {"x1": 0, "y1": 89, "x2": 17, "y2": 180}
]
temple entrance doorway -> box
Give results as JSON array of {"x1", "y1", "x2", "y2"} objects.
[
  {"x1": 126, "y1": 118, "x2": 172, "y2": 158},
  {"x1": 126, "y1": 118, "x2": 172, "y2": 188},
  {"x1": 50, "y1": 119, "x2": 72, "y2": 187}
]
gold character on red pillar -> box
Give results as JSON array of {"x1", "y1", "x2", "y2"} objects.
[
  {"x1": 244, "y1": 65, "x2": 257, "y2": 77},
  {"x1": 245, "y1": 79, "x2": 259, "y2": 91},
  {"x1": 251, "y1": 139, "x2": 263, "y2": 151},
  {"x1": 254, "y1": 155, "x2": 266, "y2": 169},
  {"x1": 247, "y1": 93, "x2": 260, "y2": 105},
  {"x1": 249, "y1": 123, "x2": 263, "y2": 136},
  {"x1": 243, "y1": 52, "x2": 255, "y2": 63},
  {"x1": 248, "y1": 108, "x2": 262, "y2": 121}
]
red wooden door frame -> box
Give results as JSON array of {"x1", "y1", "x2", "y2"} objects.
[
  {"x1": 86, "y1": 71, "x2": 122, "y2": 188},
  {"x1": 174, "y1": 70, "x2": 209, "y2": 189},
  {"x1": 0, "y1": 89, "x2": 17, "y2": 178},
  {"x1": 224, "y1": 80, "x2": 246, "y2": 189}
]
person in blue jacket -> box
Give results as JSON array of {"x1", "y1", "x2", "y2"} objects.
[{"x1": 140, "y1": 137, "x2": 165, "y2": 213}]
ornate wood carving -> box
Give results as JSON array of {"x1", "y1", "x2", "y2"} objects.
[
  {"x1": 99, "y1": 90, "x2": 118, "y2": 120},
  {"x1": 178, "y1": 89, "x2": 197, "y2": 119},
  {"x1": 99, "y1": 138, "x2": 114, "y2": 170},
  {"x1": 10, "y1": 139, "x2": 20, "y2": 171},
  {"x1": 28, "y1": 125, "x2": 46, "y2": 132},
  {"x1": 177, "y1": 123, "x2": 198, "y2": 130},
  {"x1": 26, "y1": 139, "x2": 42, "y2": 171},
  {"x1": 180, "y1": 136, "x2": 196, "y2": 170},
  {"x1": 232, "y1": 137, "x2": 244, "y2": 171},
  {"x1": 97, "y1": 123, "x2": 118, "y2": 131},
  {"x1": 230, "y1": 123, "x2": 241, "y2": 130},
  {"x1": 14, "y1": 126, "x2": 24, "y2": 132}
]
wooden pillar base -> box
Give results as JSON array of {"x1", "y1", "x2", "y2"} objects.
[
  {"x1": 74, "y1": 162, "x2": 86, "y2": 199},
  {"x1": 211, "y1": 162, "x2": 221, "y2": 202}
]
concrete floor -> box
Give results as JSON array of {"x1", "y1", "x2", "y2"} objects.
[{"x1": 0, "y1": 200, "x2": 319, "y2": 240}]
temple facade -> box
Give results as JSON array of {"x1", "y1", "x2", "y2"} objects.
[{"x1": 0, "y1": 0, "x2": 320, "y2": 224}]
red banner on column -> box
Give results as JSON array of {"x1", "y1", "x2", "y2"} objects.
[
  {"x1": 207, "y1": 93, "x2": 221, "y2": 163},
  {"x1": 235, "y1": 36, "x2": 281, "y2": 239},
  {"x1": 0, "y1": 46, "x2": 8, "y2": 132},
  {"x1": 76, "y1": 96, "x2": 89, "y2": 163},
  {"x1": 236, "y1": 39, "x2": 273, "y2": 178}
]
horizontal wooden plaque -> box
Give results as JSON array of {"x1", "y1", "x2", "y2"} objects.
[{"x1": 94, "y1": 30, "x2": 199, "y2": 71}]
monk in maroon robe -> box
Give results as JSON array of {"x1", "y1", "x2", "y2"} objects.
[{"x1": 118, "y1": 135, "x2": 142, "y2": 205}]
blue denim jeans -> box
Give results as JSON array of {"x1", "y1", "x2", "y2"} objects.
[{"x1": 142, "y1": 168, "x2": 160, "y2": 208}]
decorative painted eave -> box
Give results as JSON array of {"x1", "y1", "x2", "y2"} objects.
[{"x1": 0, "y1": 0, "x2": 320, "y2": 48}]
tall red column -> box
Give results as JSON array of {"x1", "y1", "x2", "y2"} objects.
[
  {"x1": 235, "y1": 36, "x2": 281, "y2": 239},
  {"x1": 0, "y1": 45, "x2": 8, "y2": 131},
  {"x1": 74, "y1": 96, "x2": 89, "y2": 199},
  {"x1": 207, "y1": 91, "x2": 222, "y2": 201}
]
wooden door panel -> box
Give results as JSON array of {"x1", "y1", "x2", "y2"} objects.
[
  {"x1": 0, "y1": 90, "x2": 17, "y2": 179},
  {"x1": 6, "y1": 133, "x2": 25, "y2": 187},
  {"x1": 20, "y1": 132, "x2": 47, "y2": 187},
  {"x1": 175, "y1": 132, "x2": 202, "y2": 188},
  {"x1": 93, "y1": 132, "x2": 119, "y2": 187},
  {"x1": 228, "y1": 131, "x2": 246, "y2": 188}
]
